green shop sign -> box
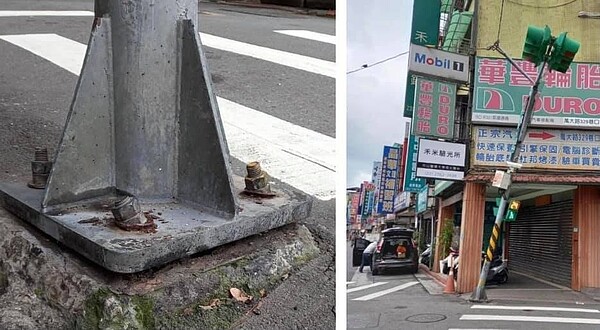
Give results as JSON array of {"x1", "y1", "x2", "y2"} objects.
[
  {"x1": 416, "y1": 185, "x2": 429, "y2": 214},
  {"x1": 402, "y1": 134, "x2": 426, "y2": 193},
  {"x1": 405, "y1": 0, "x2": 441, "y2": 118},
  {"x1": 473, "y1": 57, "x2": 600, "y2": 129},
  {"x1": 411, "y1": 77, "x2": 456, "y2": 139}
]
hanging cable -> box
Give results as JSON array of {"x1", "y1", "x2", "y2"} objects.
[
  {"x1": 497, "y1": 0, "x2": 506, "y2": 42},
  {"x1": 346, "y1": 50, "x2": 409, "y2": 75}
]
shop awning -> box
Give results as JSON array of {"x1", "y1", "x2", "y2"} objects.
[{"x1": 465, "y1": 172, "x2": 600, "y2": 185}]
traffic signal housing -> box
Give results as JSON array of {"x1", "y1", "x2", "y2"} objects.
[
  {"x1": 548, "y1": 32, "x2": 580, "y2": 73},
  {"x1": 522, "y1": 25, "x2": 551, "y2": 66},
  {"x1": 504, "y1": 200, "x2": 521, "y2": 222}
]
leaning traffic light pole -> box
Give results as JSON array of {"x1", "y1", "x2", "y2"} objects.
[{"x1": 469, "y1": 25, "x2": 580, "y2": 302}]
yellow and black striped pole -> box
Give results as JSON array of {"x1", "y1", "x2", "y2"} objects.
[{"x1": 486, "y1": 223, "x2": 501, "y2": 262}]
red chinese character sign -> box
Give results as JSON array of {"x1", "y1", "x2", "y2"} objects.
[
  {"x1": 473, "y1": 57, "x2": 600, "y2": 129},
  {"x1": 411, "y1": 77, "x2": 457, "y2": 139}
]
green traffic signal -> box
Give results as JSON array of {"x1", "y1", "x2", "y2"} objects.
[
  {"x1": 548, "y1": 32, "x2": 580, "y2": 73},
  {"x1": 522, "y1": 25, "x2": 551, "y2": 66}
]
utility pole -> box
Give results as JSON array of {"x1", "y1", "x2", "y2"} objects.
[{"x1": 469, "y1": 25, "x2": 580, "y2": 302}]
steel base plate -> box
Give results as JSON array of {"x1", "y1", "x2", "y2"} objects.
[{"x1": 0, "y1": 177, "x2": 311, "y2": 273}]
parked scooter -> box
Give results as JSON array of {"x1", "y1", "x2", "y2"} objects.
[
  {"x1": 484, "y1": 253, "x2": 508, "y2": 284},
  {"x1": 441, "y1": 247, "x2": 459, "y2": 279},
  {"x1": 419, "y1": 244, "x2": 431, "y2": 266}
]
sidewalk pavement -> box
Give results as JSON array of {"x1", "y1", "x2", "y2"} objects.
[{"x1": 419, "y1": 264, "x2": 600, "y2": 305}]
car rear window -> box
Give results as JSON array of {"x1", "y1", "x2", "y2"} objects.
[{"x1": 381, "y1": 237, "x2": 413, "y2": 259}]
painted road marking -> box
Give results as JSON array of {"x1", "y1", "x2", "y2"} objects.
[
  {"x1": 471, "y1": 305, "x2": 600, "y2": 313},
  {"x1": 199, "y1": 33, "x2": 335, "y2": 78},
  {"x1": 0, "y1": 33, "x2": 335, "y2": 200},
  {"x1": 448, "y1": 328, "x2": 513, "y2": 330},
  {"x1": 273, "y1": 30, "x2": 335, "y2": 45},
  {"x1": 352, "y1": 281, "x2": 419, "y2": 301},
  {"x1": 346, "y1": 282, "x2": 388, "y2": 293},
  {"x1": 346, "y1": 281, "x2": 354, "y2": 285},
  {"x1": 460, "y1": 314, "x2": 600, "y2": 324},
  {"x1": 0, "y1": 11, "x2": 94, "y2": 17}
]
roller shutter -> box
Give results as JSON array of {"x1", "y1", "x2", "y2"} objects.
[{"x1": 508, "y1": 200, "x2": 573, "y2": 287}]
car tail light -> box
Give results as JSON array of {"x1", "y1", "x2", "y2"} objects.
[{"x1": 376, "y1": 241, "x2": 383, "y2": 253}]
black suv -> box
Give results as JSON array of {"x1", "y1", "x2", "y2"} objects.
[{"x1": 371, "y1": 228, "x2": 418, "y2": 275}]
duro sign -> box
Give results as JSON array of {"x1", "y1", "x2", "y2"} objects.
[{"x1": 408, "y1": 43, "x2": 470, "y2": 83}]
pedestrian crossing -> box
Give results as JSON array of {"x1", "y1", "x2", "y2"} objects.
[
  {"x1": 347, "y1": 268, "x2": 422, "y2": 301},
  {"x1": 453, "y1": 304, "x2": 600, "y2": 328},
  {"x1": 0, "y1": 11, "x2": 335, "y2": 200}
]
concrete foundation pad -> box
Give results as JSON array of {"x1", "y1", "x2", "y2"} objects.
[{"x1": 0, "y1": 177, "x2": 311, "y2": 273}]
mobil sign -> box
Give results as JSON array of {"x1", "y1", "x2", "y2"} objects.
[{"x1": 408, "y1": 43, "x2": 470, "y2": 83}]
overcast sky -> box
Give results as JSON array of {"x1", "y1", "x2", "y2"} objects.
[{"x1": 346, "y1": 0, "x2": 414, "y2": 188}]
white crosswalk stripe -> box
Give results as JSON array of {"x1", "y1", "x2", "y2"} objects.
[
  {"x1": 346, "y1": 282, "x2": 388, "y2": 293},
  {"x1": 458, "y1": 304, "x2": 600, "y2": 326},
  {"x1": 200, "y1": 33, "x2": 335, "y2": 77},
  {"x1": 352, "y1": 281, "x2": 419, "y2": 301},
  {"x1": 273, "y1": 30, "x2": 336, "y2": 44},
  {"x1": 0, "y1": 30, "x2": 335, "y2": 200},
  {"x1": 0, "y1": 10, "x2": 94, "y2": 17}
]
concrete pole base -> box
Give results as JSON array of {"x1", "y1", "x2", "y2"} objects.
[{"x1": 0, "y1": 177, "x2": 311, "y2": 273}]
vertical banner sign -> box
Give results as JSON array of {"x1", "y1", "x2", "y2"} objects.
[
  {"x1": 404, "y1": 0, "x2": 441, "y2": 118},
  {"x1": 376, "y1": 146, "x2": 401, "y2": 214},
  {"x1": 402, "y1": 134, "x2": 427, "y2": 192},
  {"x1": 411, "y1": 77, "x2": 457, "y2": 139},
  {"x1": 361, "y1": 185, "x2": 375, "y2": 220},
  {"x1": 416, "y1": 185, "x2": 429, "y2": 214}
]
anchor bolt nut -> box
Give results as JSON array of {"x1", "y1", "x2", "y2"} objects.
[
  {"x1": 111, "y1": 196, "x2": 147, "y2": 225},
  {"x1": 27, "y1": 147, "x2": 53, "y2": 189},
  {"x1": 244, "y1": 161, "x2": 269, "y2": 191}
]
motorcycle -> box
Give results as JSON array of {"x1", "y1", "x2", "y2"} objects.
[{"x1": 485, "y1": 253, "x2": 509, "y2": 284}]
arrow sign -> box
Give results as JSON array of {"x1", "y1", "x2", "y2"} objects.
[{"x1": 528, "y1": 131, "x2": 555, "y2": 140}]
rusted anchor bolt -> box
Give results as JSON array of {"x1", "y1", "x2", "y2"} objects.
[
  {"x1": 244, "y1": 161, "x2": 275, "y2": 197},
  {"x1": 27, "y1": 147, "x2": 53, "y2": 189},
  {"x1": 111, "y1": 196, "x2": 147, "y2": 226}
]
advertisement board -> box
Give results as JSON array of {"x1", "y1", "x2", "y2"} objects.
[
  {"x1": 408, "y1": 44, "x2": 470, "y2": 83},
  {"x1": 403, "y1": 134, "x2": 427, "y2": 192},
  {"x1": 417, "y1": 138, "x2": 466, "y2": 180},
  {"x1": 411, "y1": 77, "x2": 456, "y2": 139},
  {"x1": 473, "y1": 57, "x2": 600, "y2": 129},
  {"x1": 472, "y1": 125, "x2": 600, "y2": 170},
  {"x1": 376, "y1": 146, "x2": 401, "y2": 214}
]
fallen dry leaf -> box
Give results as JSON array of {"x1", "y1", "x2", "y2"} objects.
[
  {"x1": 230, "y1": 287, "x2": 253, "y2": 303},
  {"x1": 182, "y1": 307, "x2": 193, "y2": 316},
  {"x1": 198, "y1": 298, "x2": 221, "y2": 310},
  {"x1": 259, "y1": 289, "x2": 267, "y2": 298}
]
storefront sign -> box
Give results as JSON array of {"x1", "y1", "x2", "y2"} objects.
[
  {"x1": 416, "y1": 185, "x2": 428, "y2": 214},
  {"x1": 472, "y1": 126, "x2": 600, "y2": 170},
  {"x1": 403, "y1": 134, "x2": 427, "y2": 192},
  {"x1": 417, "y1": 138, "x2": 466, "y2": 180},
  {"x1": 411, "y1": 0, "x2": 440, "y2": 46},
  {"x1": 411, "y1": 77, "x2": 456, "y2": 139},
  {"x1": 404, "y1": 0, "x2": 441, "y2": 118},
  {"x1": 473, "y1": 57, "x2": 600, "y2": 129},
  {"x1": 408, "y1": 44, "x2": 470, "y2": 83},
  {"x1": 393, "y1": 191, "x2": 411, "y2": 212},
  {"x1": 376, "y1": 146, "x2": 400, "y2": 214}
]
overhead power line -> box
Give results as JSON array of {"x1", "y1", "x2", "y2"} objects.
[{"x1": 346, "y1": 50, "x2": 410, "y2": 75}]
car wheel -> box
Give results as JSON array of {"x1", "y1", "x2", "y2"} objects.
[{"x1": 411, "y1": 264, "x2": 418, "y2": 274}]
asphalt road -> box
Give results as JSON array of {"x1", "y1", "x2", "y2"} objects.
[
  {"x1": 347, "y1": 257, "x2": 600, "y2": 329},
  {"x1": 0, "y1": 1, "x2": 335, "y2": 328}
]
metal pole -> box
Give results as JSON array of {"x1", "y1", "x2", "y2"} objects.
[{"x1": 469, "y1": 57, "x2": 547, "y2": 302}]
